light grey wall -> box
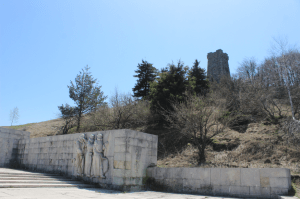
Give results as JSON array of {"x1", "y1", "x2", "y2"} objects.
[
  {"x1": 146, "y1": 167, "x2": 291, "y2": 199},
  {"x1": 17, "y1": 129, "x2": 158, "y2": 191},
  {"x1": 0, "y1": 127, "x2": 30, "y2": 167},
  {"x1": 0, "y1": 127, "x2": 292, "y2": 197}
]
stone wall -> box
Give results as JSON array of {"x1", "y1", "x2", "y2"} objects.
[
  {"x1": 0, "y1": 127, "x2": 30, "y2": 167},
  {"x1": 0, "y1": 127, "x2": 292, "y2": 197},
  {"x1": 207, "y1": 49, "x2": 230, "y2": 83},
  {"x1": 16, "y1": 129, "x2": 157, "y2": 191},
  {"x1": 146, "y1": 167, "x2": 291, "y2": 198}
]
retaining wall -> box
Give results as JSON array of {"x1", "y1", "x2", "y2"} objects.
[
  {"x1": 0, "y1": 127, "x2": 30, "y2": 167},
  {"x1": 146, "y1": 167, "x2": 291, "y2": 198},
  {"x1": 0, "y1": 127, "x2": 292, "y2": 198},
  {"x1": 16, "y1": 129, "x2": 157, "y2": 191}
]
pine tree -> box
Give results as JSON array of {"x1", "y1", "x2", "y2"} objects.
[
  {"x1": 132, "y1": 60, "x2": 157, "y2": 99},
  {"x1": 188, "y1": 59, "x2": 208, "y2": 95},
  {"x1": 58, "y1": 65, "x2": 107, "y2": 132},
  {"x1": 149, "y1": 60, "x2": 188, "y2": 121}
]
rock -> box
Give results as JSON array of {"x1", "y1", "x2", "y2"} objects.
[{"x1": 228, "y1": 115, "x2": 254, "y2": 133}]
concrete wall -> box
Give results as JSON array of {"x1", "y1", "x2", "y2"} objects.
[
  {"x1": 0, "y1": 127, "x2": 292, "y2": 197},
  {"x1": 0, "y1": 127, "x2": 30, "y2": 167},
  {"x1": 17, "y1": 129, "x2": 157, "y2": 191},
  {"x1": 146, "y1": 167, "x2": 291, "y2": 199}
]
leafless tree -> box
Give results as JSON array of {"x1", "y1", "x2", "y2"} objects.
[
  {"x1": 9, "y1": 107, "x2": 19, "y2": 126},
  {"x1": 109, "y1": 89, "x2": 137, "y2": 129},
  {"x1": 237, "y1": 57, "x2": 258, "y2": 83},
  {"x1": 92, "y1": 89, "x2": 150, "y2": 130},
  {"x1": 161, "y1": 93, "x2": 227, "y2": 164},
  {"x1": 269, "y1": 37, "x2": 300, "y2": 120}
]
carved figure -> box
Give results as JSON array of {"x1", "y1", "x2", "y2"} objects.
[
  {"x1": 91, "y1": 134, "x2": 109, "y2": 178},
  {"x1": 75, "y1": 133, "x2": 87, "y2": 176},
  {"x1": 84, "y1": 134, "x2": 95, "y2": 177}
]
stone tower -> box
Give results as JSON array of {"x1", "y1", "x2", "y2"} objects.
[{"x1": 207, "y1": 49, "x2": 230, "y2": 82}]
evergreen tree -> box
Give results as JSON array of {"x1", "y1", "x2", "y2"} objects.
[
  {"x1": 149, "y1": 60, "x2": 189, "y2": 121},
  {"x1": 188, "y1": 59, "x2": 208, "y2": 95},
  {"x1": 58, "y1": 65, "x2": 107, "y2": 132},
  {"x1": 58, "y1": 104, "x2": 77, "y2": 134},
  {"x1": 132, "y1": 60, "x2": 157, "y2": 99}
]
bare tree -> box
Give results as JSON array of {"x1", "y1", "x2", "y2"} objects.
[
  {"x1": 109, "y1": 89, "x2": 137, "y2": 129},
  {"x1": 237, "y1": 57, "x2": 258, "y2": 83},
  {"x1": 9, "y1": 107, "x2": 19, "y2": 126},
  {"x1": 161, "y1": 93, "x2": 227, "y2": 164},
  {"x1": 92, "y1": 89, "x2": 150, "y2": 130},
  {"x1": 269, "y1": 37, "x2": 300, "y2": 120}
]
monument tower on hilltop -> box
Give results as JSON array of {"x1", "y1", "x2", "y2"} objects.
[{"x1": 207, "y1": 49, "x2": 230, "y2": 82}]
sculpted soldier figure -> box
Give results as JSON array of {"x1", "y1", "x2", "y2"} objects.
[
  {"x1": 91, "y1": 133, "x2": 109, "y2": 178},
  {"x1": 84, "y1": 134, "x2": 95, "y2": 177},
  {"x1": 75, "y1": 133, "x2": 87, "y2": 176}
]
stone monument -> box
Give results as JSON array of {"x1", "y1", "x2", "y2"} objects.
[
  {"x1": 91, "y1": 133, "x2": 108, "y2": 178},
  {"x1": 75, "y1": 133, "x2": 86, "y2": 176},
  {"x1": 74, "y1": 133, "x2": 109, "y2": 179},
  {"x1": 207, "y1": 49, "x2": 230, "y2": 82}
]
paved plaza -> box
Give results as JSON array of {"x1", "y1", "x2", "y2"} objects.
[
  {"x1": 0, "y1": 168, "x2": 297, "y2": 199},
  {"x1": 0, "y1": 187, "x2": 255, "y2": 199},
  {"x1": 0, "y1": 187, "x2": 298, "y2": 199}
]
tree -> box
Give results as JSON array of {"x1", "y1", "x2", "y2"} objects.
[
  {"x1": 132, "y1": 60, "x2": 157, "y2": 99},
  {"x1": 58, "y1": 104, "x2": 77, "y2": 134},
  {"x1": 161, "y1": 93, "x2": 226, "y2": 164},
  {"x1": 58, "y1": 65, "x2": 107, "y2": 132},
  {"x1": 237, "y1": 57, "x2": 258, "y2": 83},
  {"x1": 9, "y1": 107, "x2": 19, "y2": 126},
  {"x1": 266, "y1": 37, "x2": 300, "y2": 120},
  {"x1": 188, "y1": 59, "x2": 209, "y2": 95},
  {"x1": 149, "y1": 60, "x2": 189, "y2": 121},
  {"x1": 91, "y1": 89, "x2": 150, "y2": 130}
]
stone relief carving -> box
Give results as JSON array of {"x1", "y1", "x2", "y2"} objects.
[
  {"x1": 75, "y1": 133, "x2": 87, "y2": 176},
  {"x1": 91, "y1": 134, "x2": 109, "y2": 178},
  {"x1": 84, "y1": 134, "x2": 95, "y2": 177},
  {"x1": 74, "y1": 133, "x2": 109, "y2": 179}
]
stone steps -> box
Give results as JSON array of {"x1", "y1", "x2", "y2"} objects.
[
  {"x1": 0, "y1": 168, "x2": 96, "y2": 188},
  {"x1": 0, "y1": 184, "x2": 94, "y2": 188},
  {"x1": 0, "y1": 177, "x2": 77, "y2": 181},
  {"x1": 0, "y1": 180, "x2": 84, "y2": 184}
]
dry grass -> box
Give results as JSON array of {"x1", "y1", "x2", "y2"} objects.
[
  {"x1": 156, "y1": 122, "x2": 300, "y2": 197},
  {"x1": 1, "y1": 118, "x2": 64, "y2": 138},
  {"x1": 158, "y1": 123, "x2": 300, "y2": 172},
  {"x1": 1, "y1": 115, "x2": 300, "y2": 196}
]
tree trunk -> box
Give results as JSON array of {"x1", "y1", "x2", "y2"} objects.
[
  {"x1": 198, "y1": 144, "x2": 206, "y2": 165},
  {"x1": 77, "y1": 109, "x2": 82, "y2": 132},
  {"x1": 286, "y1": 82, "x2": 296, "y2": 120}
]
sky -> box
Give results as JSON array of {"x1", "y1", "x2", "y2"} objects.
[{"x1": 1, "y1": 0, "x2": 300, "y2": 126}]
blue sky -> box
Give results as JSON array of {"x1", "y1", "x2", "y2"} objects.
[{"x1": 1, "y1": 0, "x2": 300, "y2": 126}]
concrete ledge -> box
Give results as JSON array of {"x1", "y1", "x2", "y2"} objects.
[{"x1": 146, "y1": 167, "x2": 291, "y2": 198}]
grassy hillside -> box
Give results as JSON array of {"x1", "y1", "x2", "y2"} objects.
[
  {"x1": 1, "y1": 117, "x2": 300, "y2": 197},
  {"x1": 1, "y1": 118, "x2": 63, "y2": 138}
]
